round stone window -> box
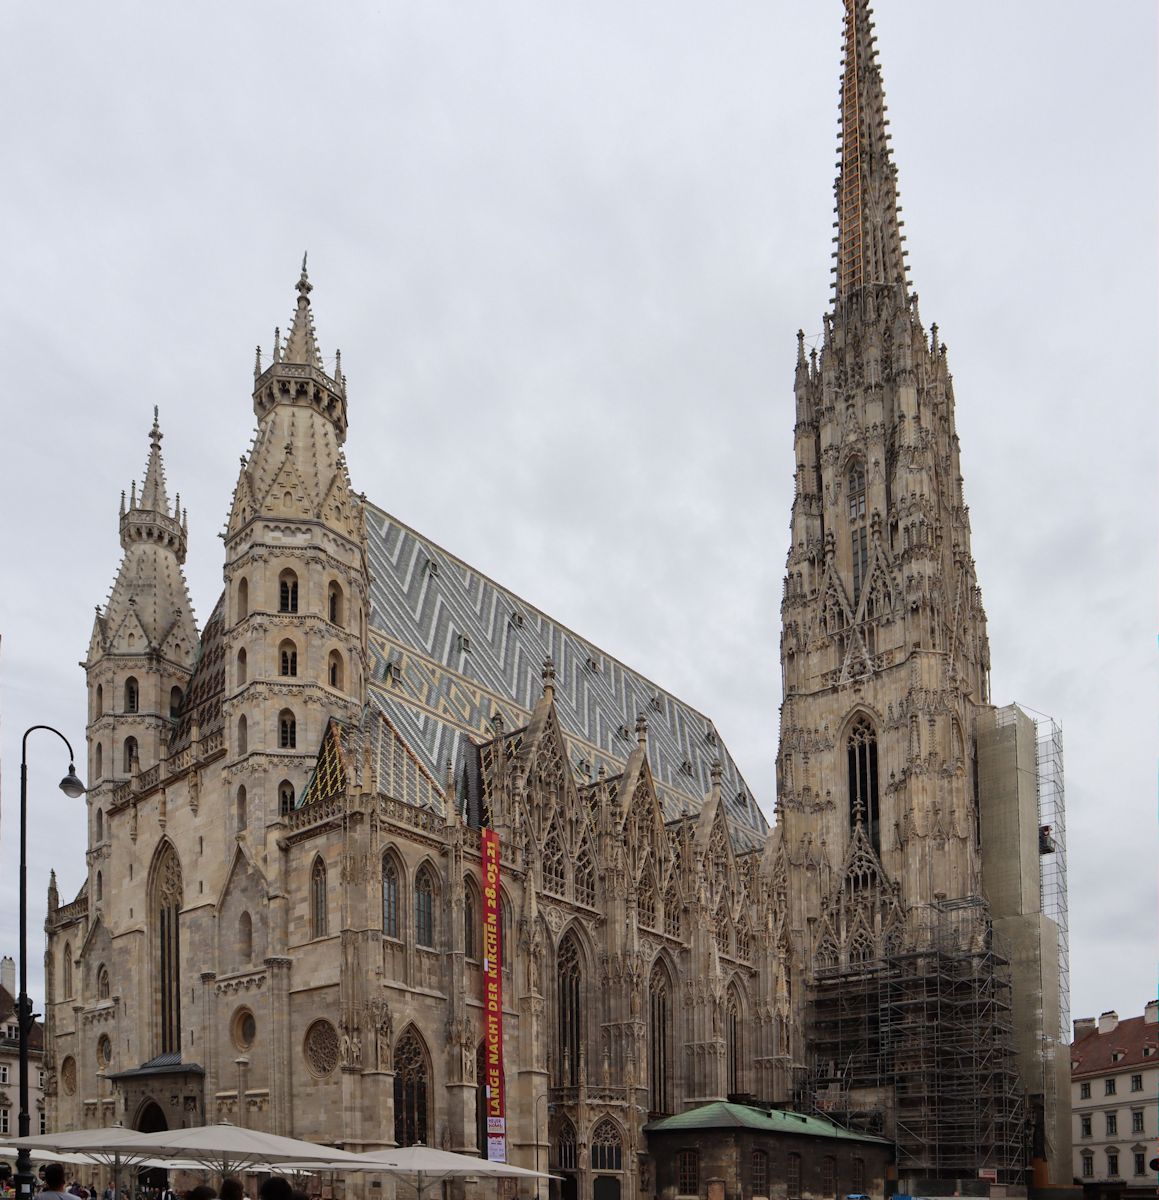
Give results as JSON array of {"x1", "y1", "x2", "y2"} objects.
[
  {"x1": 232, "y1": 1007, "x2": 257, "y2": 1051},
  {"x1": 96, "y1": 1035, "x2": 112, "y2": 1068},
  {"x1": 60, "y1": 1055, "x2": 77, "y2": 1095},
  {"x1": 304, "y1": 1018, "x2": 339, "y2": 1077}
]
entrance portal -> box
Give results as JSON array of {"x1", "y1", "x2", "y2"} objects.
[
  {"x1": 593, "y1": 1177, "x2": 621, "y2": 1200},
  {"x1": 135, "y1": 1101, "x2": 168, "y2": 1189}
]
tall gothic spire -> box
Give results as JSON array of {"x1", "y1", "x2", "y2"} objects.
[
  {"x1": 834, "y1": 0, "x2": 908, "y2": 302},
  {"x1": 137, "y1": 406, "x2": 170, "y2": 515},
  {"x1": 121, "y1": 407, "x2": 186, "y2": 562}
]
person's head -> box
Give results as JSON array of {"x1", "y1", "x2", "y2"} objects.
[
  {"x1": 258, "y1": 1179, "x2": 292, "y2": 1200},
  {"x1": 218, "y1": 1181, "x2": 243, "y2": 1200},
  {"x1": 187, "y1": 1187, "x2": 216, "y2": 1200},
  {"x1": 44, "y1": 1165, "x2": 66, "y2": 1191}
]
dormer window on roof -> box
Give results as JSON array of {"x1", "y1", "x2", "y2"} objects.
[
  {"x1": 457, "y1": 634, "x2": 471, "y2": 653},
  {"x1": 679, "y1": 759, "x2": 694, "y2": 777},
  {"x1": 649, "y1": 693, "x2": 664, "y2": 713},
  {"x1": 385, "y1": 660, "x2": 403, "y2": 685},
  {"x1": 586, "y1": 654, "x2": 600, "y2": 672},
  {"x1": 424, "y1": 557, "x2": 439, "y2": 577},
  {"x1": 510, "y1": 610, "x2": 524, "y2": 628},
  {"x1": 617, "y1": 724, "x2": 631, "y2": 741}
]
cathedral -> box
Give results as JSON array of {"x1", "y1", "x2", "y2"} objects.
[{"x1": 45, "y1": 2, "x2": 1069, "y2": 1196}]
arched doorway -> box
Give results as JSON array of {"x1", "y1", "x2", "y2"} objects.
[{"x1": 135, "y1": 1101, "x2": 168, "y2": 1190}]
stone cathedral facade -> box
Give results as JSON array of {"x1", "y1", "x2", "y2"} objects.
[{"x1": 46, "y1": 2, "x2": 1067, "y2": 1196}]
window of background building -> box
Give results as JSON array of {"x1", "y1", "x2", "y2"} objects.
[
  {"x1": 0, "y1": 1109, "x2": 8, "y2": 1135},
  {"x1": 1106, "y1": 1113, "x2": 1117, "y2": 1136},
  {"x1": 786, "y1": 1153, "x2": 801, "y2": 1200},
  {"x1": 677, "y1": 1150, "x2": 699, "y2": 1196},
  {"x1": 1107, "y1": 1152, "x2": 1119, "y2": 1177},
  {"x1": 1081, "y1": 1155, "x2": 1093, "y2": 1177},
  {"x1": 1106, "y1": 1078, "x2": 1117, "y2": 1095},
  {"x1": 1134, "y1": 1152, "x2": 1146, "y2": 1176},
  {"x1": 751, "y1": 1150, "x2": 768, "y2": 1197},
  {"x1": 1080, "y1": 1081, "x2": 1091, "y2": 1099},
  {"x1": 0, "y1": 1065, "x2": 7, "y2": 1084},
  {"x1": 1080, "y1": 1115, "x2": 1091, "y2": 1137},
  {"x1": 1131, "y1": 1073, "x2": 1143, "y2": 1091},
  {"x1": 1132, "y1": 1111, "x2": 1144, "y2": 1133}
]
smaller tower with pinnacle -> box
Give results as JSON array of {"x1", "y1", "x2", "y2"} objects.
[{"x1": 84, "y1": 410, "x2": 198, "y2": 851}]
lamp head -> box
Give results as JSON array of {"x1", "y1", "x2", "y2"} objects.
[{"x1": 59, "y1": 765, "x2": 86, "y2": 799}]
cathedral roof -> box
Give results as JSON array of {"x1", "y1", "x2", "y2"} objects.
[
  {"x1": 644, "y1": 1100, "x2": 888, "y2": 1143},
  {"x1": 364, "y1": 504, "x2": 767, "y2": 840}
]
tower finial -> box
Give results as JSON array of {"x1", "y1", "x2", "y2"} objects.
[
  {"x1": 283, "y1": 255, "x2": 322, "y2": 368},
  {"x1": 833, "y1": 0, "x2": 908, "y2": 303}
]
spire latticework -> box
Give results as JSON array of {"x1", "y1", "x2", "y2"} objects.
[{"x1": 834, "y1": 0, "x2": 907, "y2": 302}]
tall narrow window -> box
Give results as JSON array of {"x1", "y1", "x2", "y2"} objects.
[
  {"x1": 279, "y1": 710, "x2": 296, "y2": 749},
  {"x1": 328, "y1": 650, "x2": 344, "y2": 689},
  {"x1": 677, "y1": 1151, "x2": 699, "y2": 1195},
  {"x1": 726, "y1": 991, "x2": 741, "y2": 1096},
  {"x1": 123, "y1": 736, "x2": 138, "y2": 774},
  {"x1": 237, "y1": 577, "x2": 249, "y2": 621},
  {"x1": 848, "y1": 462, "x2": 868, "y2": 605},
  {"x1": 94, "y1": 808, "x2": 104, "y2": 842},
  {"x1": 97, "y1": 965, "x2": 110, "y2": 1001},
  {"x1": 124, "y1": 677, "x2": 139, "y2": 713},
  {"x1": 664, "y1": 880, "x2": 682, "y2": 938},
  {"x1": 239, "y1": 912, "x2": 253, "y2": 961},
  {"x1": 311, "y1": 858, "x2": 328, "y2": 938},
  {"x1": 236, "y1": 648, "x2": 247, "y2": 685},
  {"x1": 787, "y1": 1153, "x2": 802, "y2": 1200},
  {"x1": 279, "y1": 780, "x2": 295, "y2": 816},
  {"x1": 638, "y1": 871, "x2": 657, "y2": 928},
  {"x1": 383, "y1": 857, "x2": 401, "y2": 938},
  {"x1": 463, "y1": 884, "x2": 478, "y2": 960},
  {"x1": 648, "y1": 962, "x2": 671, "y2": 1115},
  {"x1": 852, "y1": 1158, "x2": 865, "y2": 1193},
  {"x1": 575, "y1": 847, "x2": 596, "y2": 906},
  {"x1": 95, "y1": 684, "x2": 104, "y2": 716},
  {"x1": 328, "y1": 582, "x2": 344, "y2": 626},
  {"x1": 415, "y1": 866, "x2": 435, "y2": 948},
  {"x1": 543, "y1": 832, "x2": 565, "y2": 895},
  {"x1": 500, "y1": 894, "x2": 512, "y2": 974},
  {"x1": 95, "y1": 871, "x2": 103, "y2": 902},
  {"x1": 557, "y1": 933, "x2": 582, "y2": 1086},
  {"x1": 279, "y1": 640, "x2": 298, "y2": 677},
  {"x1": 236, "y1": 716, "x2": 247, "y2": 755},
  {"x1": 93, "y1": 742, "x2": 102, "y2": 782},
  {"x1": 752, "y1": 1151, "x2": 769, "y2": 1197},
  {"x1": 62, "y1": 945, "x2": 73, "y2": 998},
  {"x1": 822, "y1": 1156, "x2": 837, "y2": 1198},
  {"x1": 847, "y1": 717, "x2": 881, "y2": 853},
  {"x1": 169, "y1": 687, "x2": 183, "y2": 719},
  {"x1": 556, "y1": 1120, "x2": 577, "y2": 1171},
  {"x1": 278, "y1": 570, "x2": 299, "y2": 614},
  {"x1": 393, "y1": 1028, "x2": 430, "y2": 1146},
  {"x1": 152, "y1": 844, "x2": 183, "y2": 1055},
  {"x1": 236, "y1": 785, "x2": 247, "y2": 831}
]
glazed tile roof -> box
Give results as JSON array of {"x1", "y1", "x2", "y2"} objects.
[
  {"x1": 1071, "y1": 1014, "x2": 1159, "y2": 1076},
  {"x1": 365, "y1": 504, "x2": 767, "y2": 840},
  {"x1": 644, "y1": 1101, "x2": 888, "y2": 1143}
]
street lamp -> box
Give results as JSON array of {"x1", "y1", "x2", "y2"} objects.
[{"x1": 16, "y1": 726, "x2": 85, "y2": 1200}]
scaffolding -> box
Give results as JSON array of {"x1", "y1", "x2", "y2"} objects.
[
  {"x1": 1035, "y1": 715, "x2": 1069, "y2": 1042},
  {"x1": 801, "y1": 897, "x2": 1027, "y2": 1183}
]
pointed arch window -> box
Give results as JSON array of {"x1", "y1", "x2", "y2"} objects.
[
  {"x1": 95, "y1": 871, "x2": 103, "y2": 903},
  {"x1": 736, "y1": 922, "x2": 751, "y2": 960},
  {"x1": 328, "y1": 650, "x2": 344, "y2": 689},
  {"x1": 848, "y1": 463, "x2": 870, "y2": 607},
  {"x1": 94, "y1": 807, "x2": 104, "y2": 843},
  {"x1": 151, "y1": 844, "x2": 183, "y2": 1055},
  {"x1": 415, "y1": 865, "x2": 436, "y2": 948},
  {"x1": 279, "y1": 709, "x2": 296, "y2": 749},
  {"x1": 236, "y1": 648, "x2": 247, "y2": 685},
  {"x1": 237, "y1": 577, "x2": 249, "y2": 621},
  {"x1": 236, "y1": 785, "x2": 247, "y2": 831},
  {"x1": 97, "y1": 964, "x2": 110, "y2": 1001},
  {"x1": 500, "y1": 894, "x2": 512, "y2": 975},
  {"x1": 62, "y1": 945, "x2": 73, "y2": 999},
  {"x1": 169, "y1": 686, "x2": 183, "y2": 719},
  {"x1": 590, "y1": 1119, "x2": 623, "y2": 1171},
  {"x1": 279, "y1": 640, "x2": 298, "y2": 677},
  {"x1": 94, "y1": 742, "x2": 103, "y2": 780},
  {"x1": 310, "y1": 858, "x2": 328, "y2": 938},
  {"x1": 393, "y1": 1028, "x2": 430, "y2": 1147},
  {"x1": 124, "y1": 677, "x2": 139, "y2": 714},
  {"x1": 239, "y1": 911, "x2": 253, "y2": 961},
  {"x1": 726, "y1": 991, "x2": 742, "y2": 1096},
  {"x1": 236, "y1": 716, "x2": 247, "y2": 756},
  {"x1": 279, "y1": 780, "x2": 295, "y2": 816},
  {"x1": 123, "y1": 736, "x2": 138, "y2": 774},
  {"x1": 556, "y1": 932, "x2": 582, "y2": 1086},
  {"x1": 278, "y1": 570, "x2": 299, "y2": 614},
  {"x1": 383, "y1": 856, "x2": 401, "y2": 939},
  {"x1": 648, "y1": 961, "x2": 672, "y2": 1115},
  {"x1": 556, "y1": 1119, "x2": 577, "y2": 1171},
  {"x1": 543, "y1": 833, "x2": 565, "y2": 896},
  {"x1": 848, "y1": 717, "x2": 881, "y2": 854},
  {"x1": 463, "y1": 882, "x2": 479, "y2": 961},
  {"x1": 575, "y1": 846, "x2": 596, "y2": 907},
  {"x1": 95, "y1": 684, "x2": 104, "y2": 716}
]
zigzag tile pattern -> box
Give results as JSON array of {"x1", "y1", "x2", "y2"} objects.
[{"x1": 365, "y1": 503, "x2": 767, "y2": 840}]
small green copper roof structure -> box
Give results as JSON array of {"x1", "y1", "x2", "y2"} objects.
[{"x1": 644, "y1": 1101, "x2": 890, "y2": 1145}]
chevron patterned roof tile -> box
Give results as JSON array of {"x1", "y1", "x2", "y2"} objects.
[{"x1": 366, "y1": 504, "x2": 767, "y2": 844}]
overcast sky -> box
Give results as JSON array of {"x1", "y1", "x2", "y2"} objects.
[{"x1": 1, "y1": 2, "x2": 1155, "y2": 1032}]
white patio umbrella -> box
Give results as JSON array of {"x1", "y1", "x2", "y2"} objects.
[
  {"x1": 350, "y1": 1146, "x2": 552, "y2": 1200},
  {"x1": 12, "y1": 1126, "x2": 164, "y2": 1200},
  {"x1": 107, "y1": 1124, "x2": 367, "y2": 1176}
]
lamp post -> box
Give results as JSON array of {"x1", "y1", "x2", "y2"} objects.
[{"x1": 16, "y1": 726, "x2": 86, "y2": 1200}]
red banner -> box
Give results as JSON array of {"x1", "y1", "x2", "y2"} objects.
[{"x1": 481, "y1": 828, "x2": 506, "y2": 1161}]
